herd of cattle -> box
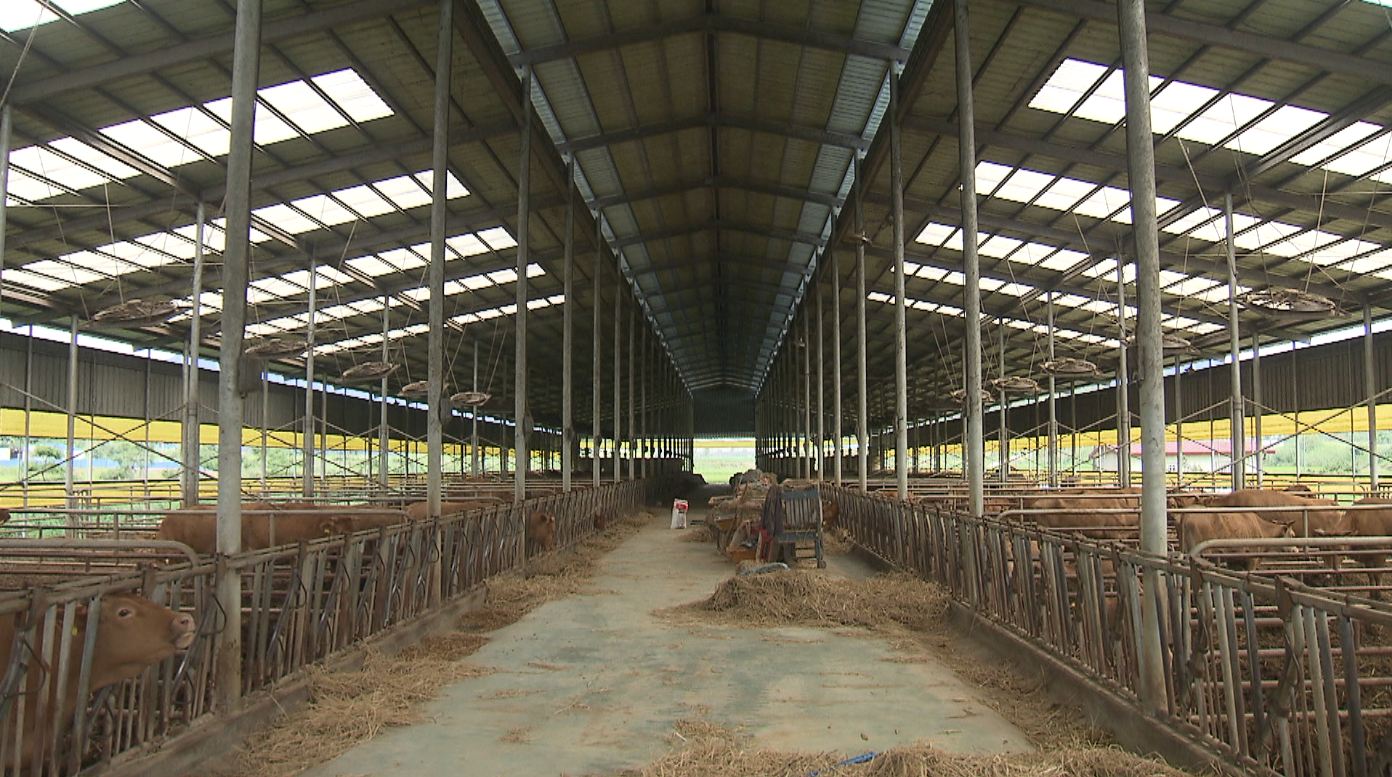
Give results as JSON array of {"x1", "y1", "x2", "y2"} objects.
[{"x1": 899, "y1": 484, "x2": 1392, "y2": 572}]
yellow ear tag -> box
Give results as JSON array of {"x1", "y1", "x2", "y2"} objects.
[{"x1": 71, "y1": 626, "x2": 79, "y2": 637}]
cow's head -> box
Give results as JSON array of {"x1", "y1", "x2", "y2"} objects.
[{"x1": 80, "y1": 594, "x2": 196, "y2": 689}]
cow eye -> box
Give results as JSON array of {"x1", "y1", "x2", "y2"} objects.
[{"x1": 116, "y1": 607, "x2": 134, "y2": 618}]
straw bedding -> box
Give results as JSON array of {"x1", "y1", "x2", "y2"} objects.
[
  {"x1": 227, "y1": 509, "x2": 656, "y2": 776},
  {"x1": 615, "y1": 720, "x2": 1189, "y2": 777}
]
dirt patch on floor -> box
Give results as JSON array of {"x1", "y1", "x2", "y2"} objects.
[
  {"x1": 609, "y1": 719, "x2": 1188, "y2": 777},
  {"x1": 663, "y1": 569, "x2": 1117, "y2": 753},
  {"x1": 223, "y1": 510, "x2": 657, "y2": 777}
]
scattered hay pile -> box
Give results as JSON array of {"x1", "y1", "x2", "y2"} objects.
[
  {"x1": 679, "y1": 524, "x2": 711, "y2": 542},
  {"x1": 698, "y1": 570, "x2": 948, "y2": 633},
  {"x1": 230, "y1": 633, "x2": 492, "y2": 777},
  {"x1": 617, "y1": 720, "x2": 1189, "y2": 777}
]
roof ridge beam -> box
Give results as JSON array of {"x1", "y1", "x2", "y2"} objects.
[
  {"x1": 590, "y1": 176, "x2": 839, "y2": 209},
  {"x1": 507, "y1": 13, "x2": 910, "y2": 67}
]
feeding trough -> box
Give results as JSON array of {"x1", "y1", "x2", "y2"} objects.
[
  {"x1": 244, "y1": 337, "x2": 308, "y2": 358},
  {"x1": 949, "y1": 388, "x2": 993, "y2": 404},
  {"x1": 1040, "y1": 357, "x2": 1099, "y2": 378},
  {"x1": 1239, "y1": 288, "x2": 1336, "y2": 317},
  {"x1": 451, "y1": 390, "x2": 491, "y2": 407},
  {"x1": 340, "y1": 361, "x2": 397, "y2": 382},
  {"x1": 88, "y1": 298, "x2": 180, "y2": 327},
  {"x1": 990, "y1": 376, "x2": 1040, "y2": 394}
]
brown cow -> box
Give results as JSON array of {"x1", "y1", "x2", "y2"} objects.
[
  {"x1": 403, "y1": 498, "x2": 503, "y2": 521},
  {"x1": 1179, "y1": 510, "x2": 1293, "y2": 571},
  {"x1": 156, "y1": 505, "x2": 356, "y2": 555},
  {"x1": 0, "y1": 507, "x2": 9, "y2": 524},
  {"x1": 526, "y1": 511, "x2": 557, "y2": 557},
  {"x1": 1, "y1": 594, "x2": 196, "y2": 767},
  {"x1": 1018, "y1": 493, "x2": 1139, "y2": 539},
  {"x1": 1283, "y1": 483, "x2": 1314, "y2": 494},
  {"x1": 592, "y1": 510, "x2": 608, "y2": 532},
  {"x1": 1206, "y1": 489, "x2": 1350, "y2": 536}
]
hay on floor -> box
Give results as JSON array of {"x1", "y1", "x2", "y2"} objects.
[
  {"x1": 697, "y1": 570, "x2": 948, "y2": 633},
  {"x1": 678, "y1": 524, "x2": 711, "y2": 542},
  {"x1": 231, "y1": 633, "x2": 493, "y2": 777},
  {"x1": 617, "y1": 720, "x2": 1190, "y2": 777}
]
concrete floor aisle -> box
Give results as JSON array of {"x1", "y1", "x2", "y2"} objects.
[{"x1": 300, "y1": 506, "x2": 1031, "y2": 777}]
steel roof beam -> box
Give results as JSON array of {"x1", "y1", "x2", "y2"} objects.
[
  {"x1": 1012, "y1": 0, "x2": 1392, "y2": 86},
  {"x1": 591, "y1": 176, "x2": 839, "y2": 210},
  {"x1": 558, "y1": 114, "x2": 870, "y2": 155},
  {"x1": 610, "y1": 220, "x2": 828, "y2": 249},
  {"x1": 507, "y1": 14, "x2": 911, "y2": 68},
  {"x1": 6, "y1": 0, "x2": 436, "y2": 104}
]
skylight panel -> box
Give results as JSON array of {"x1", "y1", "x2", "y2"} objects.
[
  {"x1": 973, "y1": 161, "x2": 1013, "y2": 194},
  {"x1": 1302, "y1": 238, "x2": 1382, "y2": 266},
  {"x1": 334, "y1": 185, "x2": 395, "y2": 218},
  {"x1": 1327, "y1": 133, "x2": 1392, "y2": 182},
  {"x1": 64, "y1": 250, "x2": 133, "y2": 277},
  {"x1": 1345, "y1": 249, "x2": 1392, "y2": 274},
  {"x1": 525, "y1": 263, "x2": 544, "y2": 278},
  {"x1": 462, "y1": 274, "x2": 492, "y2": 290},
  {"x1": 1073, "y1": 70, "x2": 1127, "y2": 124},
  {"x1": 1040, "y1": 249, "x2": 1087, "y2": 271},
  {"x1": 1263, "y1": 229, "x2": 1340, "y2": 258},
  {"x1": 1165, "y1": 276, "x2": 1219, "y2": 296},
  {"x1": 1161, "y1": 207, "x2": 1221, "y2": 236},
  {"x1": 149, "y1": 107, "x2": 230, "y2": 157},
  {"x1": 992, "y1": 167, "x2": 1054, "y2": 203},
  {"x1": 1289, "y1": 122, "x2": 1382, "y2": 166},
  {"x1": 1072, "y1": 186, "x2": 1131, "y2": 221},
  {"x1": 488, "y1": 269, "x2": 519, "y2": 285},
  {"x1": 413, "y1": 171, "x2": 469, "y2": 199},
  {"x1": 1232, "y1": 219, "x2": 1301, "y2": 251},
  {"x1": 1028, "y1": 59, "x2": 1109, "y2": 114},
  {"x1": 1229, "y1": 105, "x2": 1326, "y2": 156},
  {"x1": 448, "y1": 234, "x2": 489, "y2": 257},
  {"x1": 25, "y1": 259, "x2": 103, "y2": 286},
  {"x1": 9, "y1": 143, "x2": 118, "y2": 195},
  {"x1": 478, "y1": 227, "x2": 517, "y2": 250},
  {"x1": 915, "y1": 266, "x2": 948, "y2": 282},
  {"x1": 916, "y1": 223, "x2": 957, "y2": 246},
  {"x1": 5, "y1": 268, "x2": 68, "y2": 291},
  {"x1": 1149, "y1": 80, "x2": 1218, "y2": 134},
  {"x1": 375, "y1": 175, "x2": 433, "y2": 209},
  {"x1": 1033, "y1": 177, "x2": 1095, "y2": 211},
  {"x1": 292, "y1": 194, "x2": 358, "y2": 227},
  {"x1": 346, "y1": 256, "x2": 397, "y2": 277},
  {"x1": 259, "y1": 80, "x2": 345, "y2": 134},
  {"x1": 0, "y1": 0, "x2": 124, "y2": 32},
  {"x1": 311, "y1": 69, "x2": 394, "y2": 123},
  {"x1": 253, "y1": 203, "x2": 320, "y2": 234},
  {"x1": 1179, "y1": 93, "x2": 1271, "y2": 145},
  {"x1": 1194, "y1": 284, "x2": 1247, "y2": 303},
  {"x1": 380, "y1": 247, "x2": 426, "y2": 271},
  {"x1": 100, "y1": 119, "x2": 196, "y2": 167}
]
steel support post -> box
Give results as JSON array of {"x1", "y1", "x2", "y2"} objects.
[
  {"x1": 0, "y1": 106, "x2": 8, "y2": 323},
  {"x1": 1174, "y1": 358, "x2": 1183, "y2": 484},
  {"x1": 65, "y1": 319, "x2": 77, "y2": 511},
  {"x1": 998, "y1": 323, "x2": 1007, "y2": 482},
  {"x1": 470, "y1": 342, "x2": 480, "y2": 476},
  {"x1": 890, "y1": 69, "x2": 909, "y2": 500},
  {"x1": 802, "y1": 312, "x2": 812, "y2": 479},
  {"x1": 1046, "y1": 292, "x2": 1058, "y2": 487},
  {"x1": 613, "y1": 283, "x2": 622, "y2": 483},
  {"x1": 1224, "y1": 192, "x2": 1244, "y2": 490},
  {"x1": 1118, "y1": 0, "x2": 1169, "y2": 711},
  {"x1": 855, "y1": 155, "x2": 870, "y2": 492},
  {"x1": 816, "y1": 281, "x2": 825, "y2": 479},
  {"x1": 303, "y1": 254, "x2": 317, "y2": 498},
  {"x1": 216, "y1": 0, "x2": 261, "y2": 709},
  {"x1": 1252, "y1": 333, "x2": 1263, "y2": 487},
  {"x1": 1366, "y1": 307, "x2": 1379, "y2": 491},
  {"x1": 426, "y1": 5, "x2": 452, "y2": 514},
  {"x1": 956, "y1": 0, "x2": 984, "y2": 523},
  {"x1": 831, "y1": 250, "x2": 844, "y2": 485},
  {"x1": 640, "y1": 327, "x2": 648, "y2": 479},
  {"x1": 514, "y1": 64, "x2": 531, "y2": 501},
  {"x1": 1116, "y1": 261, "x2": 1131, "y2": 487},
  {"x1": 559, "y1": 160, "x2": 574, "y2": 490},
  {"x1": 379, "y1": 297, "x2": 389, "y2": 487},
  {"x1": 627, "y1": 305, "x2": 636, "y2": 480},
  {"x1": 259, "y1": 374, "x2": 268, "y2": 493},
  {"x1": 182, "y1": 204, "x2": 206, "y2": 506},
  {"x1": 593, "y1": 218, "x2": 603, "y2": 488}
]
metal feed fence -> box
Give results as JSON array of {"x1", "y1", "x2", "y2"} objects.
[
  {"x1": 0, "y1": 478, "x2": 651, "y2": 776},
  {"x1": 828, "y1": 485, "x2": 1392, "y2": 777}
]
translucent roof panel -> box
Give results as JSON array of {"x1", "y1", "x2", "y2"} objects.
[
  {"x1": 0, "y1": 0, "x2": 123, "y2": 32},
  {"x1": 1031, "y1": 58, "x2": 1392, "y2": 185}
]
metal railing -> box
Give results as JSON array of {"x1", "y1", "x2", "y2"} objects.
[
  {"x1": 0, "y1": 477, "x2": 657, "y2": 776},
  {"x1": 828, "y1": 485, "x2": 1392, "y2": 777}
]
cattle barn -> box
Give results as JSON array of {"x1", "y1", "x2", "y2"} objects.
[{"x1": 1, "y1": 0, "x2": 1392, "y2": 775}]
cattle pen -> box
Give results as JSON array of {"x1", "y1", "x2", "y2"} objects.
[{"x1": 2, "y1": 0, "x2": 1392, "y2": 775}]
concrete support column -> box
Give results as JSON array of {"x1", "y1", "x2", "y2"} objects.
[
  {"x1": 613, "y1": 283, "x2": 622, "y2": 483},
  {"x1": 1252, "y1": 333, "x2": 1263, "y2": 487},
  {"x1": 379, "y1": 297, "x2": 390, "y2": 487},
  {"x1": 816, "y1": 281, "x2": 825, "y2": 479},
  {"x1": 1118, "y1": 0, "x2": 1169, "y2": 711},
  {"x1": 513, "y1": 63, "x2": 530, "y2": 502},
  {"x1": 182, "y1": 205, "x2": 206, "y2": 506},
  {"x1": 1046, "y1": 292, "x2": 1058, "y2": 488},
  {"x1": 832, "y1": 250, "x2": 843, "y2": 486},
  {"x1": 1224, "y1": 192, "x2": 1244, "y2": 490},
  {"x1": 955, "y1": 0, "x2": 984, "y2": 522},
  {"x1": 303, "y1": 255, "x2": 317, "y2": 498},
  {"x1": 1366, "y1": 307, "x2": 1379, "y2": 491},
  {"x1": 65, "y1": 320, "x2": 78, "y2": 511},
  {"x1": 562, "y1": 158, "x2": 574, "y2": 492},
  {"x1": 1116, "y1": 261, "x2": 1131, "y2": 488},
  {"x1": 890, "y1": 68, "x2": 909, "y2": 501},
  {"x1": 215, "y1": 0, "x2": 261, "y2": 709},
  {"x1": 593, "y1": 218, "x2": 603, "y2": 488},
  {"x1": 854, "y1": 155, "x2": 869, "y2": 493}
]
